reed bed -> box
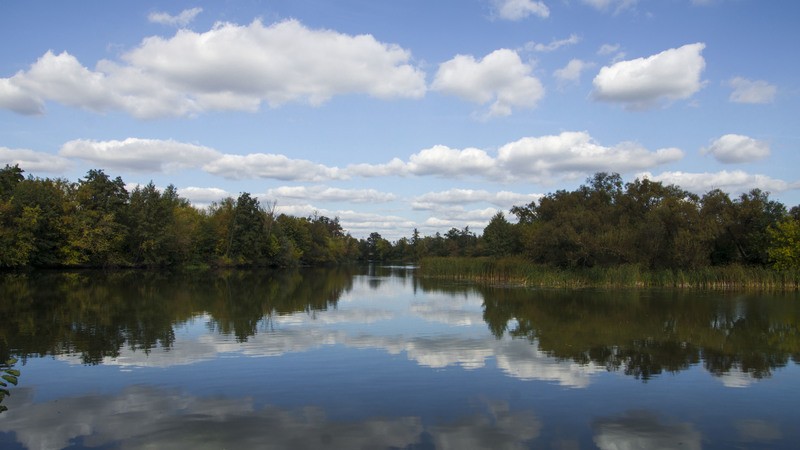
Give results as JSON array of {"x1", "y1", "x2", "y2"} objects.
[{"x1": 418, "y1": 257, "x2": 800, "y2": 290}]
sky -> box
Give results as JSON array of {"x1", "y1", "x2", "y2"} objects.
[{"x1": 1, "y1": 0, "x2": 798, "y2": 240}]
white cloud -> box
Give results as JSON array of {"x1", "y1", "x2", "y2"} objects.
[
  {"x1": 124, "y1": 19, "x2": 426, "y2": 105},
  {"x1": 0, "y1": 147, "x2": 72, "y2": 173},
  {"x1": 60, "y1": 138, "x2": 221, "y2": 172},
  {"x1": 265, "y1": 185, "x2": 396, "y2": 203},
  {"x1": 702, "y1": 134, "x2": 770, "y2": 163},
  {"x1": 638, "y1": 170, "x2": 800, "y2": 195},
  {"x1": 423, "y1": 207, "x2": 502, "y2": 233},
  {"x1": 148, "y1": 7, "x2": 203, "y2": 27},
  {"x1": 0, "y1": 19, "x2": 426, "y2": 118},
  {"x1": 554, "y1": 59, "x2": 592, "y2": 86},
  {"x1": 497, "y1": 131, "x2": 684, "y2": 182},
  {"x1": 597, "y1": 43, "x2": 620, "y2": 55},
  {"x1": 0, "y1": 51, "x2": 119, "y2": 115},
  {"x1": 0, "y1": 78, "x2": 43, "y2": 114},
  {"x1": 432, "y1": 49, "x2": 545, "y2": 117},
  {"x1": 178, "y1": 187, "x2": 232, "y2": 206},
  {"x1": 524, "y1": 34, "x2": 580, "y2": 52},
  {"x1": 582, "y1": 0, "x2": 639, "y2": 13},
  {"x1": 347, "y1": 132, "x2": 683, "y2": 184},
  {"x1": 203, "y1": 153, "x2": 345, "y2": 182},
  {"x1": 728, "y1": 77, "x2": 777, "y2": 104},
  {"x1": 412, "y1": 189, "x2": 540, "y2": 210},
  {"x1": 407, "y1": 145, "x2": 497, "y2": 177},
  {"x1": 335, "y1": 210, "x2": 417, "y2": 237},
  {"x1": 491, "y1": 0, "x2": 550, "y2": 20},
  {"x1": 592, "y1": 43, "x2": 706, "y2": 110}
]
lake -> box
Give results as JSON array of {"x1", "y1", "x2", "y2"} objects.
[{"x1": 1, "y1": 266, "x2": 798, "y2": 449}]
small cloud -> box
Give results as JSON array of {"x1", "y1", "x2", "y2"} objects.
[
  {"x1": 433, "y1": 49, "x2": 545, "y2": 117},
  {"x1": 728, "y1": 77, "x2": 776, "y2": 104},
  {"x1": 701, "y1": 134, "x2": 770, "y2": 163},
  {"x1": 592, "y1": 43, "x2": 706, "y2": 110},
  {"x1": 554, "y1": 59, "x2": 593, "y2": 86},
  {"x1": 148, "y1": 7, "x2": 203, "y2": 27},
  {"x1": 491, "y1": 0, "x2": 550, "y2": 20},
  {"x1": 597, "y1": 43, "x2": 620, "y2": 56},
  {"x1": 582, "y1": 0, "x2": 639, "y2": 14},
  {"x1": 524, "y1": 34, "x2": 580, "y2": 52}
]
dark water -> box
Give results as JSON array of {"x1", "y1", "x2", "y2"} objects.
[{"x1": 0, "y1": 266, "x2": 798, "y2": 449}]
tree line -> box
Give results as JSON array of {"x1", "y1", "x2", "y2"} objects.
[
  {"x1": 1, "y1": 166, "x2": 798, "y2": 270},
  {"x1": 0, "y1": 165, "x2": 360, "y2": 268}
]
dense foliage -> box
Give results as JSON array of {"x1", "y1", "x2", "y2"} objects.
[
  {"x1": 1, "y1": 166, "x2": 798, "y2": 270},
  {"x1": 0, "y1": 165, "x2": 359, "y2": 268}
]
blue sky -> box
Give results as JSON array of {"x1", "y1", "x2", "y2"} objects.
[{"x1": 2, "y1": 0, "x2": 798, "y2": 239}]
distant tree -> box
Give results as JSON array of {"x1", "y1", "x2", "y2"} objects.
[
  {"x1": 0, "y1": 164, "x2": 24, "y2": 200},
  {"x1": 768, "y1": 216, "x2": 800, "y2": 270},
  {"x1": 65, "y1": 170, "x2": 130, "y2": 266},
  {"x1": 482, "y1": 212, "x2": 519, "y2": 257}
]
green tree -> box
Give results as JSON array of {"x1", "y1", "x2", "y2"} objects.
[
  {"x1": 65, "y1": 170, "x2": 130, "y2": 266},
  {"x1": 727, "y1": 189, "x2": 786, "y2": 265},
  {"x1": 0, "y1": 164, "x2": 24, "y2": 200},
  {"x1": 768, "y1": 217, "x2": 800, "y2": 270},
  {"x1": 482, "y1": 212, "x2": 519, "y2": 257}
]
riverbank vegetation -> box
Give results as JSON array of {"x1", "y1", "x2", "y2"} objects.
[{"x1": 2, "y1": 165, "x2": 799, "y2": 280}]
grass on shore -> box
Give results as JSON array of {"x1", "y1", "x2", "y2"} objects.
[{"x1": 417, "y1": 256, "x2": 800, "y2": 290}]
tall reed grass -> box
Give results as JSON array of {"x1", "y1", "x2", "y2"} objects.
[{"x1": 417, "y1": 257, "x2": 800, "y2": 290}]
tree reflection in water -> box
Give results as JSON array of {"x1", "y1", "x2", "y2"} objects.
[
  {"x1": 420, "y1": 279, "x2": 800, "y2": 381},
  {"x1": 1, "y1": 269, "x2": 798, "y2": 383}
]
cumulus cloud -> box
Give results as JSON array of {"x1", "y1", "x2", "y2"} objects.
[
  {"x1": 638, "y1": 170, "x2": 800, "y2": 195},
  {"x1": 523, "y1": 34, "x2": 580, "y2": 52},
  {"x1": 148, "y1": 7, "x2": 203, "y2": 27},
  {"x1": 203, "y1": 153, "x2": 345, "y2": 182},
  {"x1": 60, "y1": 138, "x2": 221, "y2": 172},
  {"x1": 491, "y1": 0, "x2": 550, "y2": 20},
  {"x1": 554, "y1": 59, "x2": 592, "y2": 86},
  {"x1": 347, "y1": 132, "x2": 682, "y2": 183},
  {"x1": 0, "y1": 78, "x2": 44, "y2": 114},
  {"x1": 592, "y1": 43, "x2": 706, "y2": 110},
  {"x1": 408, "y1": 145, "x2": 497, "y2": 176},
  {"x1": 0, "y1": 147, "x2": 72, "y2": 173},
  {"x1": 702, "y1": 134, "x2": 770, "y2": 163},
  {"x1": 432, "y1": 49, "x2": 545, "y2": 117},
  {"x1": 728, "y1": 77, "x2": 777, "y2": 104},
  {"x1": 0, "y1": 51, "x2": 120, "y2": 115},
  {"x1": 0, "y1": 19, "x2": 426, "y2": 118},
  {"x1": 50, "y1": 132, "x2": 685, "y2": 186},
  {"x1": 497, "y1": 131, "x2": 684, "y2": 182}
]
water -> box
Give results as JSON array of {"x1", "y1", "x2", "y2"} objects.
[{"x1": 0, "y1": 266, "x2": 798, "y2": 449}]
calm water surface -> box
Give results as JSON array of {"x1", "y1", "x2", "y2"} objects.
[{"x1": 0, "y1": 266, "x2": 798, "y2": 449}]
